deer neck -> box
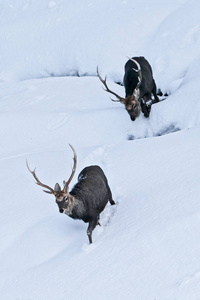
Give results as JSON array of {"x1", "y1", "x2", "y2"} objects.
[{"x1": 67, "y1": 193, "x2": 85, "y2": 219}]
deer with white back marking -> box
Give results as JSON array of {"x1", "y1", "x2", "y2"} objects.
[
  {"x1": 27, "y1": 144, "x2": 115, "y2": 244},
  {"x1": 97, "y1": 56, "x2": 159, "y2": 121}
]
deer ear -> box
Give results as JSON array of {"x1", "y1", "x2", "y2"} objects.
[{"x1": 54, "y1": 183, "x2": 61, "y2": 192}]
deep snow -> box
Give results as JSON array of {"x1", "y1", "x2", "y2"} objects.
[{"x1": 0, "y1": 0, "x2": 200, "y2": 299}]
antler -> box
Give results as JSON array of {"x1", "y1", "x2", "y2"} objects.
[
  {"x1": 63, "y1": 144, "x2": 77, "y2": 192},
  {"x1": 27, "y1": 144, "x2": 77, "y2": 196},
  {"x1": 97, "y1": 66, "x2": 125, "y2": 103},
  {"x1": 26, "y1": 160, "x2": 55, "y2": 194},
  {"x1": 127, "y1": 57, "x2": 142, "y2": 89}
]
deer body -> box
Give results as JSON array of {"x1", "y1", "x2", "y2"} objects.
[
  {"x1": 27, "y1": 146, "x2": 115, "y2": 244},
  {"x1": 123, "y1": 56, "x2": 159, "y2": 119},
  {"x1": 97, "y1": 56, "x2": 159, "y2": 121},
  {"x1": 62, "y1": 166, "x2": 115, "y2": 243},
  {"x1": 70, "y1": 166, "x2": 114, "y2": 220}
]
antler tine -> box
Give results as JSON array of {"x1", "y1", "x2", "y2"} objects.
[
  {"x1": 97, "y1": 66, "x2": 125, "y2": 103},
  {"x1": 127, "y1": 57, "x2": 142, "y2": 89},
  {"x1": 110, "y1": 97, "x2": 122, "y2": 102},
  {"x1": 63, "y1": 144, "x2": 77, "y2": 190},
  {"x1": 136, "y1": 70, "x2": 142, "y2": 89},
  {"x1": 26, "y1": 160, "x2": 55, "y2": 194},
  {"x1": 127, "y1": 57, "x2": 141, "y2": 71}
]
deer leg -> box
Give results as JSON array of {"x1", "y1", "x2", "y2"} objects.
[
  {"x1": 108, "y1": 186, "x2": 115, "y2": 205},
  {"x1": 87, "y1": 219, "x2": 97, "y2": 244},
  {"x1": 152, "y1": 80, "x2": 159, "y2": 103},
  {"x1": 141, "y1": 97, "x2": 151, "y2": 118},
  {"x1": 97, "y1": 215, "x2": 101, "y2": 226},
  {"x1": 110, "y1": 199, "x2": 115, "y2": 205}
]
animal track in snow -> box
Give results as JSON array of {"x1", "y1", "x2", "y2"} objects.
[
  {"x1": 47, "y1": 113, "x2": 71, "y2": 130},
  {"x1": 181, "y1": 25, "x2": 200, "y2": 48},
  {"x1": 155, "y1": 123, "x2": 180, "y2": 136},
  {"x1": 127, "y1": 123, "x2": 180, "y2": 140},
  {"x1": 177, "y1": 271, "x2": 200, "y2": 287}
]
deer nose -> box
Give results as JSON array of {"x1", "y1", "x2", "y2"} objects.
[
  {"x1": 59, "y1": 208, "x2": 64, "y2": 213},
  {"x1": 130, "y1": 115, "x2": 135, "y2": 121}
]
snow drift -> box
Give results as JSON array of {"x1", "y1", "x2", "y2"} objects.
[{"x1": 0, "y1": 0, "x2": 200, "y2": 299}]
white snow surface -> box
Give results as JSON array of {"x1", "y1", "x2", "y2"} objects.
[{"x1": 1, "y1": 0, "x2": 200, "y2": 299}]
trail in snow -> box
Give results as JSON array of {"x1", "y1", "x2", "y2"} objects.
[{"x1": 1, "y1": 0, "x2": 200, "y2": 299}]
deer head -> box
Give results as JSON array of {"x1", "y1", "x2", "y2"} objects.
[
  {"x1": 26, "y1": 144, "x2": 77, "y2": 215},
  {"x1": 97, "y1": 58, "x2": 142, "y2": 121}
]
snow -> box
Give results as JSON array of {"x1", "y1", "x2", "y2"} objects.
[{"x1": 0, "y1": 0, "x2": 200, "y2": 299}]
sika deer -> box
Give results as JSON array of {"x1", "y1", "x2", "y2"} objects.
[{"x1": 27, "y1": 145, "x2": 115, "y2": 244}]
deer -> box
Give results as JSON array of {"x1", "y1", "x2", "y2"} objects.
[
  {"x1": 97, "y1": 56, "x2": 159, "y2": 121},
  {"x1": 26, "y1": 144, "x2": 115, "y2": 244}
]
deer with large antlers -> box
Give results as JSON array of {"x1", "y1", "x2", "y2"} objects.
[
  {"x1": 97, "y1": 56, "x2": 159, "y2": 121},
  {"x1": 27, "y1": 144, "x2": 115, "y2": 244}
]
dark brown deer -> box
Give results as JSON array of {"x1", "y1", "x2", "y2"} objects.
[
  {"x1": 97, "y1": 56, "x2": 159, "y2": 121},
  {"x1": 26, "y1": 144, "x2": 115, "y2": 244}
]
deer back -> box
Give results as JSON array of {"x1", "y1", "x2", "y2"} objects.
[
  {"x1": 70, "y1": 165, "x2": 110, "y2": 212},
  {"x1": 124, "y1": 56, "x2": 154, "y2": 98}
]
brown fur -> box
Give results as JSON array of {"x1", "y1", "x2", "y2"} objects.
[{"x1": 124, "y1": 96, "x2": 141, "y2": 121}]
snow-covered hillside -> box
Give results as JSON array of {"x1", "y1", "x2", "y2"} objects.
[{"x1": 0, "y1": 1, "x2": 200, "y2": 299}]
